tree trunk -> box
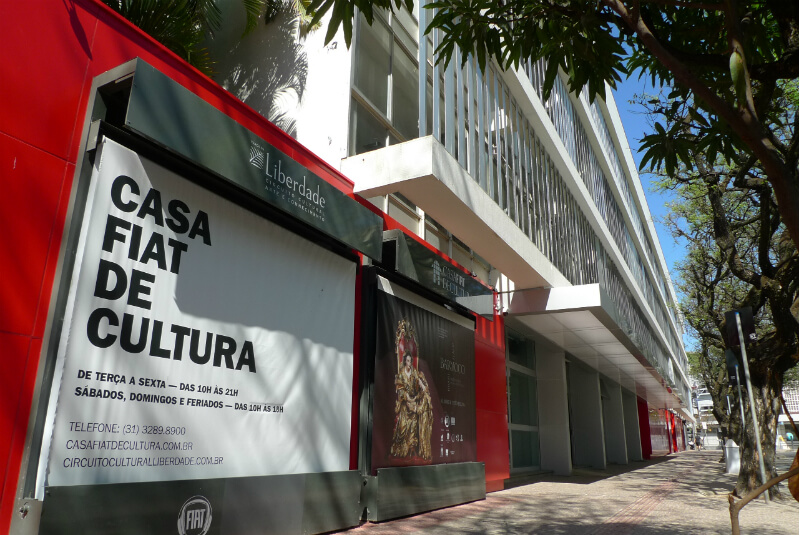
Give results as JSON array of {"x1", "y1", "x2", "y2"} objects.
[{"x1": 735, "y1": 360, "x2": 783, "y2": 497}]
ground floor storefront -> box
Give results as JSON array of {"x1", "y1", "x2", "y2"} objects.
[{"x1": 1, "y1": 3, "x2": 683, "y2": 532}]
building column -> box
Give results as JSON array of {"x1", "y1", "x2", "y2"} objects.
[
  {"x1": 622, "y1": 388, "x2": 643, "y2": 461},
  {"x1": 568, "y1": 363, "x2": 605, "y2": 469},
  {"x1": 535, "y1": 340, "x2": 572, "y2": 475},
  {"x1": 601, "y1": 378, "x2": 628, "y2": 465}
]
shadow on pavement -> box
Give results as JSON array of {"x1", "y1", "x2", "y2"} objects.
[{"x1": 334, "y1": 451, "x2": 799, "y2": 535}]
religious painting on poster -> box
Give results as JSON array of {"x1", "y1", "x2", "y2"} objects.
[{"x1": 371, "y1": 287, "x2": 476, "y2": 471}]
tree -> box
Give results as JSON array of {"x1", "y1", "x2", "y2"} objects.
[
  {"x1": 309, "y1": 0, "x2": 799, "y2": 247},
  {"x1": 656, "y1": 86, "x2": 798, "y2": 494},
  {"x1": 102, "y1": 0, "x2": 264, "y2": 75},
  {"x1": 686, "y1": 349, "x2": 737, "y2": 451}
]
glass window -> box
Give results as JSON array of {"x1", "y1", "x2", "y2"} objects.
[
  {"x1": 509, "y1": 370, "x2": 538, "y2": 426},
  {"x1": 350, "y1": 98, "x2": 388, "y2": 155},
  {"x1": 508, "y1": 337, "x2": 534, "y2": 368},
  {"x1": 388, "y1": 196, "x2": 420, "y2": 235},
  {"x1": 511, "y1": 430, "x2": 540, "y2": 468},
  {"x1": 452, "y1": 242, "x2": 472, "y2": 271},
  {"x1": 394, "y1": 193, "x2": 417, "y2": 211},
  {"x1": 425, "y1": 225, "x2": 447, "y2": 251},
  {"x1": 472, "y1": 256, "x2": 490, "y2": 285},
  {"x1": 354, "y1": 15, "x2": 391, "y2": 115},
  {"x1": 507, "y1": 332, "x2": 539, "y2": 471},
  {"x1": 366, "y1": 195, "x2": 385, "y2": 211},
  {"x1": 350, "y1": 11, "x2": 423, "y2": 154},
  {"x1": 392, "y1": 47, "x2": 419, "y2": 141},
  {"x1": 394, "y1": 21, "x2": 416, "y2": 55},
  {"x1": 426, "y1": 56, "x2": 434, "y2": 136}
]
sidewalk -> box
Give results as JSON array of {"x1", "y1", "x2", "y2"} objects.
[{"x1": 334, "y1": 450, "x2": 799, "y2": 534}]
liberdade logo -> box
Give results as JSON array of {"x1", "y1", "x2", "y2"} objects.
[
  {"x1": 177, "y1": 495, "x2": 213, "y2": 535},
  {"x1": 249, "y1": 140, "x2": 327, "y2": 213}
]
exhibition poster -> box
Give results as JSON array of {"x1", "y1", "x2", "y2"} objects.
[
  {"x1": 39, "y1": 139, "x2": 356, "y2": 491},
  {"x1": 371, "y1": 288, "x2": 476, "y2": 471}
]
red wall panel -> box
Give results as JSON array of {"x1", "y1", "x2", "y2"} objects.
[
  {"x1": 474, "y1": 296, "x2": 504, "y2": 348},
  {"x1": 475, "y1": 339, "x2": 507, "y2": 415},
  {"x1": 0, "y1": 334, "x2": 32, "y2": 503},
  {"x1": 32, "y1": 162, "x2": 76, "y2": 338},
  {"x1": 474, "y1": 314, "x2": 509, "y2": 491},
  {"x1": 0, "y1": 133, "x2": 70, "y2": 336},
  {"x1": 0, "y1": 336, "x2": 41, "y2": 534},
  {"x1": 476, "y1": 409, "x2": 510, "y2": 492},
  {"x1": 637, "y1": 396, "x2": 652, "y2": 460},
  {"x1": 0, "y1": 2, "x2": 96, "y2": 161}
]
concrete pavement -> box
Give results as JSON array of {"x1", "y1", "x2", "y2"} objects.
[{"x1": 334, "y1": 450, "x2": 799, "y2": 534}]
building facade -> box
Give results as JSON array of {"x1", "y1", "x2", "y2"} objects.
[
  {"x1": 1, "y1": 1, "x2": 691, "y2": 534},
  {"x1": 210, "y1": 0, "x2": 694, "y2": 473}
]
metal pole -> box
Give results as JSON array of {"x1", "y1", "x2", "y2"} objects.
[
  {"x1": 735, "y1": 366, "x2": 747, "y2": 438},
  {"x1": 736, "y1": 312, "x2": 769, "y2": 504}
]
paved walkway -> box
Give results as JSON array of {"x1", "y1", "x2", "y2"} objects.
[{"x1": 335, "y1": 450, "x2": 798, "y2": 534}]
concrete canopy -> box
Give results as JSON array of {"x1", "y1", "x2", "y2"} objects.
[
  {"x1": 342, "y1": 136, "x2": 570, "y2": 290},
  {"x1": 505, "y1": 285, "x2": 690, "y2": 419}
]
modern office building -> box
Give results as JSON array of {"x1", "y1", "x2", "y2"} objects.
[
  {"x1": 1, "y1": 1, "x2": 691, "y2": 534},
  {"x1": 209, "y1": 0, "x2": 694, "y2": 470}
]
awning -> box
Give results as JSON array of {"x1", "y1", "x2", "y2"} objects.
[{"x1": 506, "y1": 284, "x2": 690, "y2": 417}]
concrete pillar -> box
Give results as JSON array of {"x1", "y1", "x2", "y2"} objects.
[
  {"x1": 601, "y1": 378, "x2": 628, "y2": 465},
  {"x1": 567, "y1": 363, "x2": 605, "y2": 469},
  {"x1": 535, "y1": 340, "x2": 572, "y2": 475},
  {"x1": 622, "y1": 389, "x2": 643, "y2": 461}
]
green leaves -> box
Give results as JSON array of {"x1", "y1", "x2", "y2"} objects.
[
  {"x1": 637, "y1": 91, "x2": 747, "y2": 179},
  {"x1": 307, "y1": 0, "x2": 410, "y2": 47},
  {"x1": 422, "y1": 0, "x2": 631, "y2": 102},
  {"x1": 106, "y1": 0, "x2": 220, "y2": 74},
  {"x1": 242, "y1": 0, "x2": 265, "y2": 35},
  {"x1": 105, "y1": 0, "x2": 277, "y2": 75}
]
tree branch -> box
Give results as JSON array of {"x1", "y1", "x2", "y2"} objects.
[{"x1": 602, "y1": 0, "x2": 799, "y2": 246}]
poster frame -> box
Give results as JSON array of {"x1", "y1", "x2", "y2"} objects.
[
  {"x1": 356, "y1": 266, "x2": 477, "y2": 476},
  {"x1": 22, "y1": 116, "x2": 355, "y2": 480},
  {"x1": 27, "y1": 125, "x2": 366, "y2": 534}
]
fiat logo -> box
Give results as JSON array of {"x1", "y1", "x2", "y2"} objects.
[{"x1": 177, "y1": 495, "x2": 212, "y2": 535}]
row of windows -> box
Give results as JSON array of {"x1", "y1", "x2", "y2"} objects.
[
  {"x1": 598, "y1": 249, "x2": 692, "y2": 402},
  {"x1": 349, "y1": 11, "x2": 417, "y2": 153},
  {"x1": 370, "y1": 193, "x2": 494, "y2": 285},
  {"x1": 584, "y1": 93, "x2": 681, "y2": 332},
  {"x1": 351, "y1": 9, "x2": 598, "y2": 286},
  {"x1": 531, "y1": 62, "x2": 662, "y2": 292},
  {"x1": 506, "y1": 331, "x2": 540, "y2": 471},
  {"x1": 523, "y1": 60, "x2": 686, "y2": 372}
]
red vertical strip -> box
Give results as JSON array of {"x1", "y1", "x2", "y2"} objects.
[
  {"x1": 349, "y1": 260, "x2": 363, "y2": 470},
  {"x1": 474, "y1": 309, "x2": 509, "y2": 491},
  {"x1": 637, "y1": 397, "x2": 652, "y2": 460}
]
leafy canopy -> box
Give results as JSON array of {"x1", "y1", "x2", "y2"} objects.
[{"x1": 102, "y1": 0, "x2": 265, "y2": 74}]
